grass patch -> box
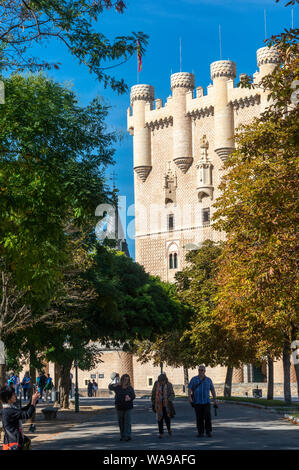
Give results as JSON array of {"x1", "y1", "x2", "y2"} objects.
[{"x1": 218, "y1": 396, "x2": 299, "y2": 409}]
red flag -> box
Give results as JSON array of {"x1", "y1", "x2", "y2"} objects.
[{"x1": 137, "y1": 40, "x2": 142, "y2": 72}]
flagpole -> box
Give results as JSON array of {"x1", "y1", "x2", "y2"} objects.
[
  {"x1": 219, "y1": 24, "x2": 222, "y2": 60},
  {"x1": 264, "y1": 9, "x2": 267, "y2": 41},
  {"x1": 137, "y1": 46, "x2": 139, "y2": 84},
  {"x1": 291, "y1": 8, "x2": 294, "y2": 29},
  {"x1": 179, "y1": 37, "x2": 182, "y2": 72}
]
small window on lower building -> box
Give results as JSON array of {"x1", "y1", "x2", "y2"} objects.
[
  {"x1": 202, "y1": 208, "x2": 210, "y2": 226},
  {"x1": 85, "y1": 380, "x2": 89, "y2": 386},
  {"x1": 147, "y1": 377, "x2": 153, "y2": 387}
]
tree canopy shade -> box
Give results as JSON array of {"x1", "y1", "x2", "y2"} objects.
[{"x1": 0, "y1": 1, "x2": 148, "y2": 93}]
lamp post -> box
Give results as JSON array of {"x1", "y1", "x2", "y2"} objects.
[{"x1": 74, "y1": 359, "x2": 79, "y2": 413}]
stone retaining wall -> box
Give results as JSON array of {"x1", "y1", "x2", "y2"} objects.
[{"x1": 79, "y1": 382, "x2": 298, "y2": 399}]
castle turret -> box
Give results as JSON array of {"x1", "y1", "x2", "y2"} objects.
[
  {"x1": 257, "y1": 46, "x2": 280, "y2": 78},
  {"x1": 256, "y1": 46, "x2": 281, "y2": 112},
  {"x1": 130, "y1": 84, "x2": 155, "y2": 182},
  {"x1": 211, "y1": 60, "x2": 236, "y2": 162},
  {"x1": 171, "y1": 72, "x2": 195, "y2": 173}
]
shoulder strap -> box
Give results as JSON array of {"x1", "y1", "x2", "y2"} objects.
[{"x1": 192, "y1": 377, "x2": 205, "y2": 392}]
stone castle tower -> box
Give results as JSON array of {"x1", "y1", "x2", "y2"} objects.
[{"x1": 127, "y1": 46, "x2": 280, "y2": 282}]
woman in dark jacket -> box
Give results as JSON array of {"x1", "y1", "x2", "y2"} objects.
[
  {"x1": 108, "y1": 373, "x2": 135, "y2": 441},
  {"x1": 151, "y1": 373, "x2": 175, "y2": 438},
  {"x1": 0, "y1": 386, "x2": 40, "y2": 450}
]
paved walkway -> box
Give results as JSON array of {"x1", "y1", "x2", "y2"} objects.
[{"x1": 32, "y1": 398, "x2": 299, "y2": 450}]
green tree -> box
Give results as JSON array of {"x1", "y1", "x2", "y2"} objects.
[
  {"x1": 0, "y1": 1, "x2": 148, "y2": 93},
  {"x1": 0, "y1": 73, "x2": 116, "y2": 385}
]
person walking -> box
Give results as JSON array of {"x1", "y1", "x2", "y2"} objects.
[
  {"x1": 92, "y1": 379, "x2": 98, "y2": 397},
  {"x1": 44, "y1": 374, "x2": 54, "y2": 402},
  {"x1": 151, "y1": 373, "x2": 175, "y2": 438},
  {"x1": 188, "y1": 365, "x2": 217, "y2": 438},
  {"x1": 7, "y1": 372, "x2": 17, "y2": 391},
  {"x1": 109, "y1": 374, "x2": 135, "y2": 442},
  {"x1": 0, "y1": 385, "x2": 40, "y2": 450},
  {"x1": 87, "y1": 380, "x2": 93, "y2": 397},
  {"x1": 36, "y1": 371, "x2": 47, "y2": 401},
  {"x1": 21, "y1": 372, "x2": 31, "y2": 401}
]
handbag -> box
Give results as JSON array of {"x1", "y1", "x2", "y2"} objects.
[
  {"x1": 22, "y1": 435, "x2": 32, "y2": 450},
  {"x1": 168, "y1": 401, "x2": 176, "y2": 418}
]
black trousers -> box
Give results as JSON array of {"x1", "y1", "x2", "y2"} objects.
[
  {"x1": 194, "y1": 403, "x2": 212, "y2": 434},
  {"x1": 158, "y1": 406, "x2": 171, "y2": 434}
]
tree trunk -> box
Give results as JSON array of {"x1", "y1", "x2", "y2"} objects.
[
  {"x1": 59, "y1": 360, "x2": 73, "y2": 409},
  {"x1": 267, "y1": 355, "x2": 274, "y2": 400},
  {"x1": 224, "y1": 366, "x2": 233, "y2": 397},
  {"x1": 183, "y1": 366, "x2": 189, "y2": 395},
  {"x1": 282, "y1": 341, "x2": 292, "y2": 404},
  {"x1": 290, "y1": 326, "x2": 299, "y2": 398},
  {"x1": 294, "y1": 363, "x2": 299, "y2": 399},
  {"x1": 0, "y1": 362, "x2": 5, "y2": 414},
  {"x1": 54, "y1": 362, "x2": 60, "y2": 390},
  {"x1": 0, "y1": 363, "x2": 6, "y2": 388}
]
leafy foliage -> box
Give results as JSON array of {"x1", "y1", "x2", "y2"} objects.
[
  {"x1": 0, "y1": 73, "x2": 115, "y2": 340},
  {"x1": 0, "y1": 1, "x2": 148, "y2": 92}
]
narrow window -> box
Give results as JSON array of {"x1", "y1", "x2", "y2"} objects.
[
  {"x1": 173, "y1": 253, "x2": 178, "y2": 269},
  {"x1": 169, "y1": 253, "x2": 173, "y2": 269},
  {"x1": 202, "y1": 208, "x2": 210, "y2": 226},
  {"x1": 167, "y1": 214, "x2": 174, "y2": 231}
]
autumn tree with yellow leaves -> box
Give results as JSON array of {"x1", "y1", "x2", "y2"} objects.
[{"x1": 213, "y1": 22, "x2": 298, "y2": 402}]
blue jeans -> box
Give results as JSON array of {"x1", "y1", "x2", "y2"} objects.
[{"x1": 117, "y1": 408, "x2": 132, "y2": 439}]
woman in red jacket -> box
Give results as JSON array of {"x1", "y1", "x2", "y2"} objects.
[{"x1": 0, "y1": 386, "x2": 40, "y2": 450}]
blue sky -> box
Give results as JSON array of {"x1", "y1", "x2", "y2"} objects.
[{"x1": 35, "y1": 0, "x2": 295, "y2": 258}]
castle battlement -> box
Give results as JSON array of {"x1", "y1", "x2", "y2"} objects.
[{"x1": 127, "y1": 47, "x2": 279, "y2": 142}]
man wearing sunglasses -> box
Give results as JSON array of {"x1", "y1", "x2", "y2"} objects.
[{"x1": 188, "y1": 365, "x2": 217, "y2": 438}]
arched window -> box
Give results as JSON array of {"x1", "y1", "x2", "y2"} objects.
[{"x1": 168, "y1": 244, "x2": 178, "y2": 270}]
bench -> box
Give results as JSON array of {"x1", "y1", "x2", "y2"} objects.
[{"x1": 41, "y1": 407, "x2": 59, "y2": 420}]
